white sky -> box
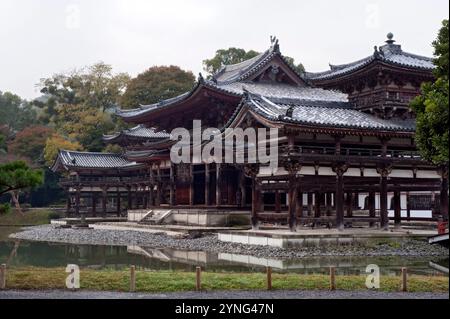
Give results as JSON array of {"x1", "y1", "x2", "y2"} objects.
[{"x1": 0, "y1": 0, "x2": 448, "y2": 100}]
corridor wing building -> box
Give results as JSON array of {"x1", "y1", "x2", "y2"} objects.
[{"x1": 52, "y1": 34, "x2": 448, "y2": 231}]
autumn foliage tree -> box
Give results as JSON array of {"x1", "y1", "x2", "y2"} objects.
[
  {"x1": 119, "y1": 66, "x2": 196, "y2": 109},
  {"x1": 7, "y1": 126, "x2": 53, "y2": 164},
  {"x1": 44, "y1": 134, "x2": 83, "y2": 166}
]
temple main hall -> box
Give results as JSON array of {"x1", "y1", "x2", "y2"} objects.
[{"x1": 51, "y1": 34, "x2": 448, "y2": 231}]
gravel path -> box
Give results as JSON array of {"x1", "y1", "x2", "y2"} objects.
[
  {"x1": 0, "y1": 289, "x2": 448, "y2": 299},
  {"x1": 9, "y1": 225, "x2": 449, "y2": 259}
]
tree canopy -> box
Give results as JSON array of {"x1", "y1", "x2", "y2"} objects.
[
  {"x1": 0, "y1": 91, "x2": 38, "y2": 132},
  {"x1": 36, "y1": 62, "x2": 129, "y2": 152},
  {"x1": 7, "y1": 126, "x2": 53, "y2": 164},
  {"x1": 203, "y1": 47, "x2": 305, "y2": 77},
  {"x1": 44, "y1": 133, "x2": 83, "y2": 166},
  {"x1": 411, "y1": 20, "x2": 449, "y2": 165},
  {"x1": 0, "y1": 161, "x2": 44, "y2": 196},
  {"x1": 119, "y1": 66, "x2": 196, "y2": 109}
]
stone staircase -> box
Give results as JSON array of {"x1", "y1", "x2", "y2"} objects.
[{"x1": 138, "y1": 209, "x2": 173, "y2": 225}]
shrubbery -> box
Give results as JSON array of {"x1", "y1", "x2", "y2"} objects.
[{"x1": 0, "y1": 203, "x2": 11, "y2": 215}]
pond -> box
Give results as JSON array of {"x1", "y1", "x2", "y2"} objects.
[{"x1": 0, "y1": 227, "x2": 448, "y2": 275}]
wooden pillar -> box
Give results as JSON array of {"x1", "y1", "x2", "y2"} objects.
[
  {"x1": 307, "y1": 193, "x2": 313, "y2": 217},
  {"x1": 216, "y1": 164, "x2": 222, "y2": 206},
  {"x1": 116, "y1": 189, "x2": 121, "y2": 216},
  {"x1": 102, "y1": 187, "x2": 108, "y2": 217},
  {"x1": 189, "y1": 165, "x2": 194, "y2": 206},
  {"x1": 296, "y1": 191, "x2": 303, "y2": 218},
  {"x1": 346, "y1": 192, "x2": 353, "y2": 218},
  {"x1": 205, "y1": 164, "x2": 210, "y2": 206},
  {"x1": 127, "y1": 186, "x2": 132, "y2": 210},
  {"x1": 156, "y1": 166, "x2": 162, "y2": 206},
  {"x1": 275, "y1": 190, "x2": 281, "y2": 214},
  {"x1": 239, "y1": 170, "x2": 246, "y2": 207},
  {"x1": 148, "y1": 186, "x2": 154, "y2": 207},
  {"x1": 379, "y1": 169, "x2": 390, "y2": 230},
  {"x1": 251, "y1": 177, "x2": 259, "y2": 229},
  {"x1": 334, "y1": 164, "x2": 347, "y2": 230},
  {"x1": 314, "y1": 192, "x2": 321, "y2": 218},
  {"x1": 75, "y1": 188, "x2": 81, "y2": 215},
  {"x1": 406, "y1": 192, "x2": 411, "y2": 221},
  {"x1": 170, "y1": 164, "x2": 176, "y2": 206},
  {"x1": 369, "y1": 191, "x2": 376, "y2": 227},
  {"x1": 326, "y1": 193, "x2": 332, "y2": 216},
  {"x1": 394, "y1": 191, "x2": 401, "y2": 228},
  {"x1": 92, "y1": 193, "x2": 97, "y2": 217},
  {"x1": 66, "y1": 193, "x2": 72, "y2": 214},
  {"x1": 439, "y1": 168, "x2": 449, "y2": 220}
]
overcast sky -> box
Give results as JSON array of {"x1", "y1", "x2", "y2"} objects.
[{"x1": 0, "y1": 0, "x2": 448, "y2": 100}]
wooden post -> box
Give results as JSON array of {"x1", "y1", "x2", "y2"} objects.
[
  {"x1": 102, "y1": 188, "x2": 108, "y2": 217},
  {"x1": 329, "y1": 266, "x2": 336, "y2": 291},
  {"x1": 127, "y1": 186, "x2": 132, "y2": 210},
  {"x1": 0, "y1": 264, "x2": 6, "y2": 290},
  {"x1": 266, "y1": 267, "x2": 272, "y2": 291},
  {"x1": 196, "y1": 266, "x2": 201, "y2": 291},
  {"x1": 346, "y1": 192, "x2": 353, "y2": 218},
  {"x1": 406, "y1": 192, "x2": 411, "y2": 221},
  {"x1": 130, "y1": 265, "x2": 136, "y2": 292},
  {"x1": 380, "y1": 173, "x2": 389, "y2": 230},
  {"x1": 307, "y1": 193, "x2": 313, "y2": 217},
  {"x1": 170, "y1": 164, "x2": 176, "y2": 206},
  {"x1": 275, "y1": 190, "x2": 281, "y2": 214},
  {"x1": 216, "y1": 164, "x2": 221, "y2": 206},
  {"x1": 296, "y1": 191, "x2": 303, "y2": 219},
  {"x1": 314, "y1": 192, "x2": 321, "y2": 218},
  {"x1": 75, "y1": 188, "x2": 81, "y2": 215},
  {"x1": 205, "y1": 164, "x2": 210, "y2": 206},
  {"x1": 116, "y1": 189, "x2": 121, "y2": 216},
  {"x1": 401, "y1": 267, "x2": 408, "y2": 292},
  {"x1": 251, "y1": 177, "x2": 259, "y2": 229},
  {"x1": 394, "y1": 191, "x2": 401, "y2": 228},
  {"x1": 335, "y1": 169, "x2": 345, "y2": 230},
  {"x1": 326, "y1": 192, "x2": 332, "y2": 216},
  {"x1": 369, "y1": 192, "x2": 376, "y2": 228}
]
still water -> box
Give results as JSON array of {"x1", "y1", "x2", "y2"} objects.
[{"x1": 0, "y1": 227, "x2": 448, "y2": 275}]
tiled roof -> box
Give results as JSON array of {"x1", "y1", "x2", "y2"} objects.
[
  {"x1": 306, "y1": 38, "x2": 434, "y2": 81},
  {"x1": 217, "y1": 82, "x2": 348, "y2": 104},
  {"x1": 104, "y1": 125, "x2": 171, "y2": 142},
  {"x1": 245, "y1": 94, "x2": 415, "y2": 132},
  {"x1": 52, "y1": 150, "x2": 141, "y2": 170},
  {"x1": 116, "y1": 81, "x2": 349, "y2": 119}
]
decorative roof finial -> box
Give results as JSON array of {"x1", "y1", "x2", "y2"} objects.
[
  {"x1": 286, "y1": 106, "x2": 294, "y2": 118},
  {"x1": 270, "y1": 35, "x2": 280, "y2": 53},
  {"x1": 198, "y1": 72, "x2": 204, "y2": 84},
  {"x1": 386, "y1": 32, "x2": 395, "y2": 45}
]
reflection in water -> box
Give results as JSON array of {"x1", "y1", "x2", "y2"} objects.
[{"x1": 0, "y1": 228, "x2": 448, "y2": 275}]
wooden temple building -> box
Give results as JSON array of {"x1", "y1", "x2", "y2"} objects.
[{"x1": 51, "y1": 34, "x2": 448, "y2": 231}]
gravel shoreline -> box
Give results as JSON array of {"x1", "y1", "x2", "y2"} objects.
[
  {"x1": 0, "y1": 289, "x2": 448, "y2": 299},
  {"x1": 9, "y1": 225, "x2": 449, "y2": 259}
]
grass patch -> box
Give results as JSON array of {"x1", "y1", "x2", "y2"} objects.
[
  {"x1": 4, "y1": 267, "x2": 449, "y2": 293},
  {"x1": 0, "y1": 209, "x2": 55, "y2": 226}
]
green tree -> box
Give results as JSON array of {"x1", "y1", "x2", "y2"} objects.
[
  {"x1": 203, "y1": 47, "x2": 305, "y2": 77},
  {"x1": 0, "y1": 134, "x2": 6, "y2": 154},
  {"x1": 0, "y1": 161, "x2": 44, "y2": 214},
  {"x1": 120, "y1": 66, "x2": 195, "y2": 109},
  {"x1": 36, "y1": 62, "x2": 129, "y2": 151},
  {"x1": 203, "y1": 48, "x2": 260, "y2": 75},
  {"x1": 411, "y1": 20, "x2": 449, "y2": 165},
  {"x1": 0, "y1": 91, "x2": 38, "y2": 131}
]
